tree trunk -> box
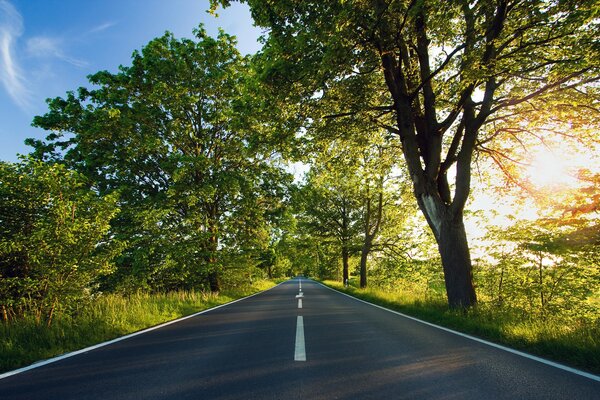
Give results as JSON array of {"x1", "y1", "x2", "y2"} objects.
[
  {"x1": 46, "y1": 298, "x2": 57, "y2": 327},
  {"x1": 342, "y1": 246, "x2": 349, "y2": 283},
  {"x1": 208, "y1": 270, "x2": 220, "y2": 293},
  {"x1": 206, "y1": 202, "x2": 220, "y2": 292},
  {"x1": 498, "y1": 261, "x2": 505, "y2": 304},
  {"x1": 359, "y1": 240, "x2": 370, "y2": 288},
  {"x1": 538, "y1": 253, "x2": 545, "y2": 312},
  {"x1": 360, "y1": 185, "x2": 382, "y2": 288},
  {"x1": 360, "y1": 185, "x2": 371, "y2": 289},
  {"x1": 207, "y1": 235, "x2": 220, "y2": 292},
  {"x1": 435, "y1": 215, "x2": 477, "y2": 308}
]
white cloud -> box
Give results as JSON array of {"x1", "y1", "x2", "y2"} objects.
[
  {"x1": 26, "y1": 36, "x2": 88, "y2": 68},
  {"x1": 0, "y1": 0, "x2": 31, "y2": 109},
  {"x1": 88, "y1": 21, "x2": 116, "y2": 34}
]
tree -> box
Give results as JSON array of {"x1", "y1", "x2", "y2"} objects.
[
  {"x1": 0, "y1": 159, "x2": 120, "y2": 325},
  {"x1": 479, "y1": 218, "x2": 599, "y2": 319},
  {"x1": 295, "y1": 134, "x2": 414, "y2": 286},
  {"x1": 29, "y1": 27, "x2": 290, "y2": 292},
  {"x1": 299, "y1": 71, "x2": 408, "y2": 287},
  {"x1": 356, "y1": 140, "x2": 405, "y2": 288},
  {"x1": 214, "y1": 0, "x2": 600, "y2": 308},
  {"x1": 298, "y1": 165, "x2": 362, "y2": 283}
]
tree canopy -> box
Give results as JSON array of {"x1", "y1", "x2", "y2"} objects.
[
  {"x1": 27, "y1": 27, "x2": 292, "y2": 294},
  {"x1": 213, "y1": 0, "x2": 600, "y2": 307}
]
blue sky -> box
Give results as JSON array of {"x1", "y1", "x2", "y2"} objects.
[{"x1": 0, "y1": 0, "x2": 263, "y2": 161}]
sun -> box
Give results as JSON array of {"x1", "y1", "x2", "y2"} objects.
[{"x1": 525, "y1": 147, "x2": 580, "y2": 190}]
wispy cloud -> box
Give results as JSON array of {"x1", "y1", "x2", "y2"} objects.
[
  {"x1": 0, "y1": 0, "x2": 31, "y2": 109},
  {"x1": 26, "y1": 36, "x2": 88, "y2": 68},
  {"x1": 88, "y1": 21, "x2": 116, "y2": 34}
]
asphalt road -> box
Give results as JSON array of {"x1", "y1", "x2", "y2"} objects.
[{"x1": 1, "y1": 278, "x2": 598, "y2": 399}]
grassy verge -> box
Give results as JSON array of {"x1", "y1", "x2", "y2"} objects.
[
  {"x1": 0, "y1": 280, "x2": 276, "y2": 374},
  {"x1": 321, "y1": 280, "x2": 600, "y2": 375}
]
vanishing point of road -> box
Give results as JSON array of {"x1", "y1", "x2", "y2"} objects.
[{"x1": 1, "y1": 278, "x2": 598, "y2": 399}]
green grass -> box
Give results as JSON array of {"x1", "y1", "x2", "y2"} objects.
[
  {"x1": 322, "y1": 280, "x2": 600, "y2": 375},
  {"x1": 0, "y1": 280, "x2": 276, "y2": 374}
]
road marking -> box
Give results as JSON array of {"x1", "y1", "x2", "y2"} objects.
[
  {"x1": 296, "y1": 292, "x2": 304, "y2": 298},
  {"x1": 298, "y1": 298, "x2": 303, "y2": 309},
  {"x1": 0, "y1": 282, "x2": 287, "y2": 381},
  {"x1": 318, "y1": 282, "x2": 600, "y2": 383},
  {"x1": 294, "y1": 316, "x2": 306, "y2": 361}
]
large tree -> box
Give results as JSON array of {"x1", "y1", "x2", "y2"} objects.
[
  {"x1": 215, "y1": 0, "x2": 600, "y2": 307},
  {"x1": 29, "y1": 27, "x2": 288, "y2": 292}
]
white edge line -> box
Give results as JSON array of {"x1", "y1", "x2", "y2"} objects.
[
  {"x1": 317, "y1": 282, "x2": 600, "y2": 382},
  {"x1": 0, "y1": 281, "x2": 286, "y2": 380}
]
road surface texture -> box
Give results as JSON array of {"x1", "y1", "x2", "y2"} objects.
[{"x1": 1, "y1": 278, "x2": 598, "y2": 399}]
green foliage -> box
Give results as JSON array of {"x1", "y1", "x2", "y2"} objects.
[
  {"x1": 219, "y1": 0, "x2": 600, "y2": 308},
  {"x1": 476, "y1": 218, "x2": 600, "y2": 320},
  {"x1": 0, "y1": 159, "x2": 121, "y2": 325},
  {"x1": 29, "y1": 27, "x2": 292, "y2": 292},
  {"x1": 298, "y1": 167, "x2": 362, "y2": 250},
  {"x1": 281, "y1": 233, "x2": 342, "y2": 279}
]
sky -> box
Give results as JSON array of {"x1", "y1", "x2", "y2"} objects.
[{"x1": 0, "y1": 0, "x2": 263, "y2": 162}]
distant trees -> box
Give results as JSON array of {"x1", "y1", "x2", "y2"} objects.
[
  {"x1": 474, "y1": 159, "x2": 600, "y2": 319},
  {"x1": 298, "y1": 165, "x2": 362, "y2": 284},
  {"x1": 478, "y1": 218, "x2": 599, "y2": 319},
  {"x1": 290, "y1": 125, "x2": 416, "y2": 287}
]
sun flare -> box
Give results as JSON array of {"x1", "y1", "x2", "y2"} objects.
[{"x1": 525, "y1": 148, "x2": 580, "y2": 189}]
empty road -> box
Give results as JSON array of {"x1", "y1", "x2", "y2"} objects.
[{"x1": 1, "y1": 278, "x2": 598, "y2": 399}]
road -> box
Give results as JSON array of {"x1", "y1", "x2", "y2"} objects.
[{"x1": 1, "y1": 278, "x2": 598, "y2": 399}]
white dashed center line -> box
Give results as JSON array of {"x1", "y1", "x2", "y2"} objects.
[{"x1": 294, "y1": 316, "x2": 306, "y2": 361}]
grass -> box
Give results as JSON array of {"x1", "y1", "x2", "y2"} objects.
[
  {"x1": 322, "y1": 279, "x2": 600, "y2": 375},
  {"x1": 0, "y1": 279, "x2": 276, "y2": 374}
]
